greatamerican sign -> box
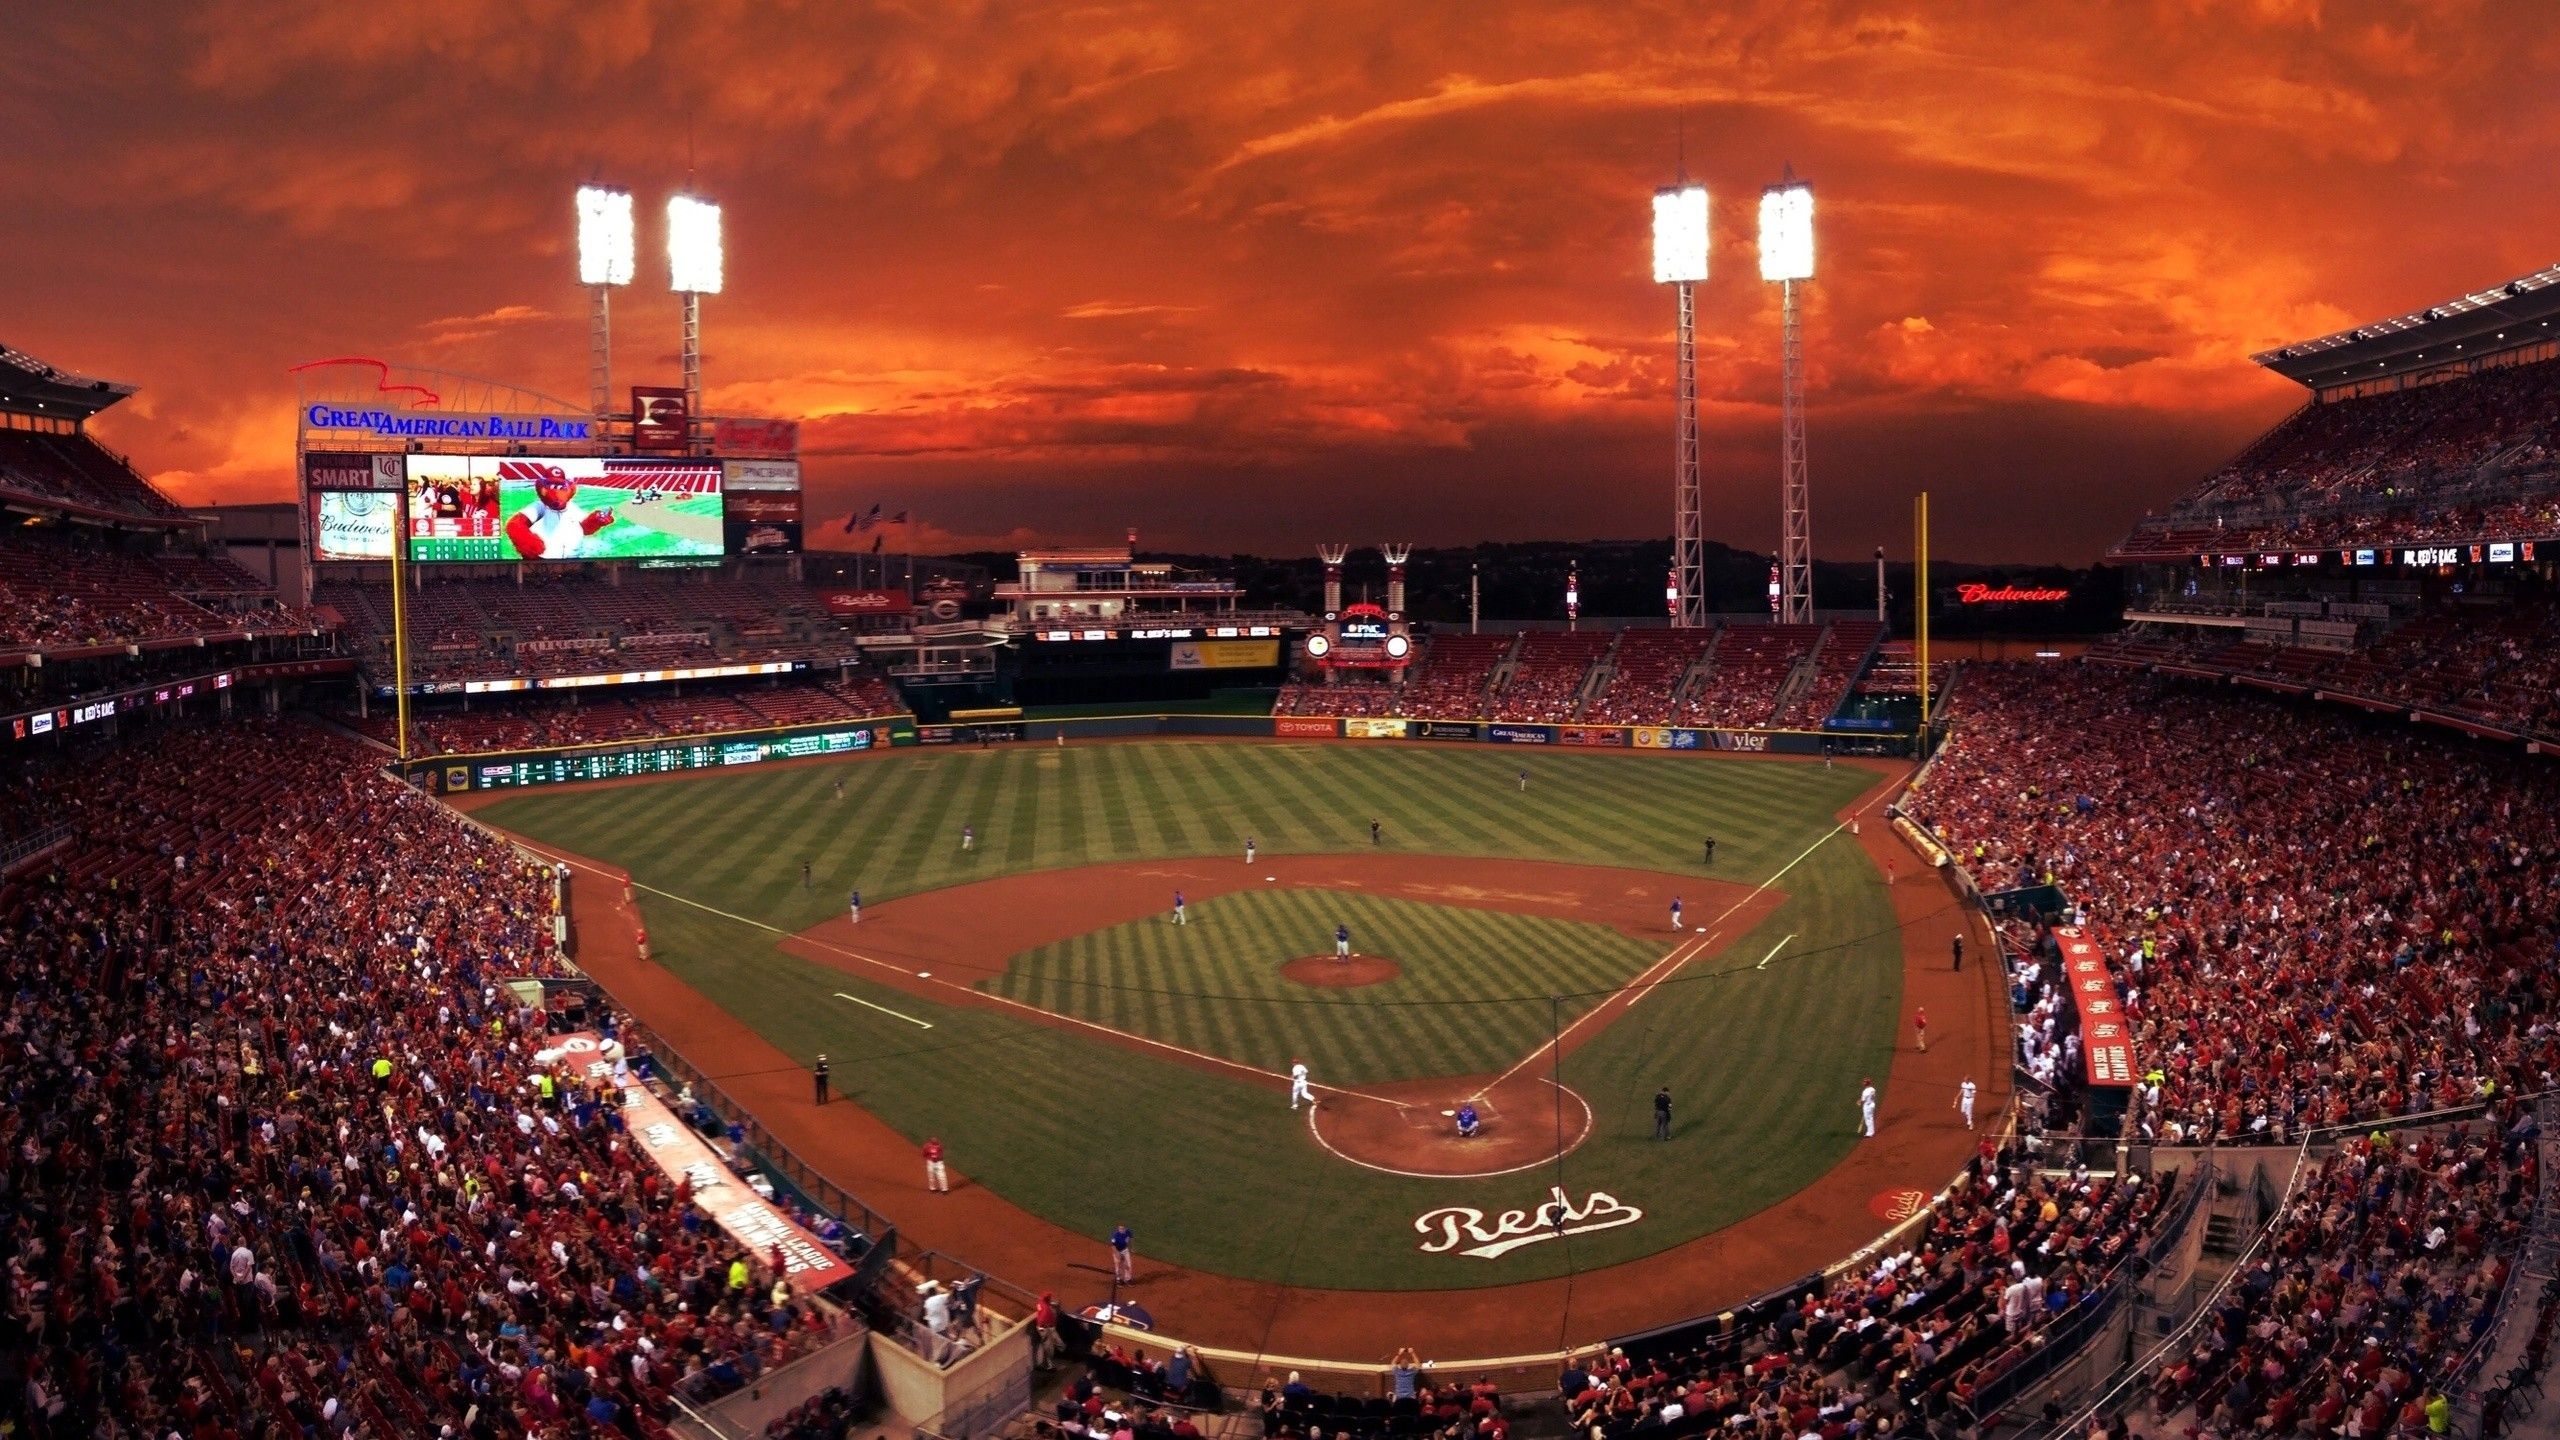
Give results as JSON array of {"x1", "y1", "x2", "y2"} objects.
[{"x1": 304, "y1": 405, "x2": 595, "y2": 442}]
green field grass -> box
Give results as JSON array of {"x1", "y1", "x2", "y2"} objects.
[{"x1": 474, "y1": 742, "x2": 1904, "y2": 1290}]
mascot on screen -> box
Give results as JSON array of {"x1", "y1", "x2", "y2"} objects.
[{"x1": 502, "y1": 462, "x2": 617, "y2": 560}]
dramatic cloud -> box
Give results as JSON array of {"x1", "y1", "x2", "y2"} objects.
[{"x1": 6, "y1": 0, "x2": 2558, "y2": 561}]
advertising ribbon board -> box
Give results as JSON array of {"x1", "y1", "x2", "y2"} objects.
[
  {"x1": 1273, "y1": 716, "x2": 1339, "y2": 738},
  {"x1": 1486, "y1": 724, "x2": 1553, "y2": 745},
  {"x1": 820, "y1": 589, "x2": 911, "y2": 617},
  {"x1": 1414, "y1": 721, "x2": 1480, "y2": 740},
  {"x1": 1344, "y1": 717, "x2": 1409, "y2": 739},
  {"x1": 1557, "y1": 726, "x2": 1628, "y2": 747},
  {"x1": 2055, "y1": 926, "x2": 2136, "y2": 1090},
  {"x1": 1170, "y1": 639, "x2": 1281, "y2": 671}
]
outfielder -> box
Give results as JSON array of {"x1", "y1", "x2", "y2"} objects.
[
  {"x1": 1859, "y1": 1078, "x2": 1878, "y2": 1138},
  {"x1": 1244, "y1": 836, "x2": 1257, "y2": 865},
  {"x1": 848, "y1": 889, "x2": 861, "y2": 925},
  {"x1": 1957, "y1": 1077, "x2": 1978, "y2": 1130},
  {"x1": 1171, "y1": 890, "x2": 1187, "y2": 926},
  {"x1": 1289, "y1": 1058, "x2": 1314, "y2": 1110},
  {"x1": 962, "y1": 824, "x2": 975, "y2": 852},
  {"x1": 1335, "y1": 922, "x2": 1351, "y2": 959}
]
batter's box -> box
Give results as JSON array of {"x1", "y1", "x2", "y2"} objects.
[{"x1": 1402, "y1": 1100, "x2": 1499, "y2": 1132}]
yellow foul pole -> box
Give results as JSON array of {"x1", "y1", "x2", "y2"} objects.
[{"x1": 390, "y1": 492, "x2": 413, "y2": 770}]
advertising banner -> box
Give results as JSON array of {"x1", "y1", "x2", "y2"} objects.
[
  {"x1": 726, "y1": 518, "x2": 802, "y2": 555},
  {"x1": 304, "y1": 451, "x2": 401, "y2": 491},
  {"x1": 724, "y1": 491, "x2": 802, "y2": 523},
  {"x1": 631, "y1": 387, "x2": 689, "y2": 451},
  {"x1": 2056, "y1": 926, "x2": 2136, "y2": 1090},
  {"x1": 1704, "y1": 730, "x2": 1770, "y2": 752},
  {"x1": 723, "y1": 459, "x2": 802, "y2": 491},
  {"x1": 1169, "y1": 639, "x2": 1281, "y2": 671},
  {"x1": 312, "y1": 490, "x2": 400, "y2": 561},
  {"x1": 1486, "y1": 724, "x2": 1553, "y2": 744},
  {"x1": 713, "y1": 416, "x2": 800, "y2": 458},
  {"x1": 1556, "y1": 726, "x2": 1628, "y2": 747},
  {"x1": 1344, "y1": 717, "x2": 1409, "y2": 739},
  {"x1": 1631, "y1": 727, "x2": 1701, "y2": 750},
  {"x1": 1273, "y1": 716, "x2": 1339, "y2": 738},
  {"x1": 820, "y1": 588, "x2": 912, "y2": 617},
  {"x1": 407, "y1": 456, "x2": 725, "y2": 562},
  {"x1": 1414, "y1": 720, "x2": 1480, "y2": 741}
]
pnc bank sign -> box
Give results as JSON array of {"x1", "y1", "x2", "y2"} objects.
[{"x1": 304, "y1": 404, "x2": 595, "y2": 442}]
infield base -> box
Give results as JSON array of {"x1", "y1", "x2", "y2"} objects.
[{"x1": 1310, "y1": 1073, "x2": 1594, "y2": 1178}]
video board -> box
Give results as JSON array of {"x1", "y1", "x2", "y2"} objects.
[{"x1": 406, "y1": 456, "x2": 725, "y2": 562}]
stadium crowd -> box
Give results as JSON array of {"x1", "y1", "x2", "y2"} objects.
[
  {"x1": 2141, "y1": 1124, "x2": 2523, "y2": 1435},
  {"x1": 1911, "y1": 665, "x2": 2560, "y2": 1144},
  {"x1": 0, "y1": 721, "x2": 844, "y2": 1438},
  {"x1": 340, "y1": 675, "x2": 906, "y2": 758}
]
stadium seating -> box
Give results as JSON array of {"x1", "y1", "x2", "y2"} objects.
[
  {"x1": 1910, "y1": 664, "x2": 2560, "y2": 1142},
  {"x1": 1583, "y1": 628, "x2": 1715, "y2": 724},
  {"x1": 0, "y1": 428, "x2": 196, "y2": 521},
  {"x1": 340, "y1": 674, "x2": 906, "y2": 757},
  {"x1": 1399, "y1": 634, "x2": 1514, "y2": 720},
  {"x1": 0, "y1": 720, "x2": 850, "y2": 1435},
  {"x1": 1772, "y1": 621, "x2": 1882, "y2": 729},
  {"x1": 1489, "y1": 631, "x2": 1612, "y2": 722},
  {"x1": 0, "y1": 526, "x2": 316, "y2": 654},
  {"x1": 1675, "y1": 626, "x2": 1822, "y2": 729}
]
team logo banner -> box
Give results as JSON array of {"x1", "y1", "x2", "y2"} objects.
[{"x1": 1415, "y1": 1188, "x2": 1643, "y2": 1259}]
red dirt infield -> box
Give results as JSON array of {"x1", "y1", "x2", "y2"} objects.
[
  {"x1": 1280, "y1": 954, "x2": 1401, "y2": 988},
  {"x1": 462, "y1": 752, "x2": 2012, "y2": 1363},
  {"x1": 1310, "y1": 1073, "x2": 1594, "y2": 1178}
]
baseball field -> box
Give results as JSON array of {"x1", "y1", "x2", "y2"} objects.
[{"x1": 471, "y1": 739, "x2": 1997, "y2": 1351}]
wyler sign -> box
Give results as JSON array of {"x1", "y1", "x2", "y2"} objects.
[{"x1": 304, "y1": 405, "x2": 595, "y2": 442}]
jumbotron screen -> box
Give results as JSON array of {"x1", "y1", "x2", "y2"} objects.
[{"x1": 406, "y1": 456, "x2": 725, "y2": 563}]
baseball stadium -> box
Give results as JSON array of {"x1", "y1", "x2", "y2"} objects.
[{"x1": 7, "y1": 12, "x2": 2560, "y2": 1440}]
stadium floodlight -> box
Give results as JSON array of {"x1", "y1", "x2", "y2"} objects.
[
  {"x1": 576, "y1": 186, "x2": 636, "y2": 287},
  {"x1": 666, "y1": 194, "x2": 724, "y2": 295},
  {"x1": 1763, "y1": 170, "x2": 1815, "y2": 623},
  {"x1": 1653, "y1": 182, "x2": 1707, "y2": 627},
  {"x1": 576, "y1": 185, "x2": 635, "y2": 419},
  {"x1": 1651, "y1": 185, "x2": 1709, "y2": 285},
  {"x1": 1758, "y1": 180, "x2": 1813, "y2": 282}
]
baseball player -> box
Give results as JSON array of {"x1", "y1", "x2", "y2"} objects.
[
  {"x1": 1456, "y1": 1102, "x2": 1480, "y2": 1137},
  {"x1": 1171, "y1": 890, "x2": 1187, "y2": 926},
  {"x1": 1335, "y1": 922, "x2": 1351, "y2": 960},
  {"x1": 1952, "y1": 934, "x2": 1965, "y2": 971},
  {"x1": 502, "y1": 463, "x2": 617, "y2": 560},
  {"x1": 962, "y1": 824, "x2": 975, "y2": 852},
  {"x1": 1369, "y1": 818, "x2": 1382, "y2": 846},
  {"x1": 813, "y1": 1054, "x2": 830, "y2": 1106},
  {"x1": 800, "y1": 859, "x2": 812, "y2": 890},
  {"x1": 1654, "y1": 1086, "x2": 1673, "y2": 1140},
  {"x1": 1957, "y1": 1077, "x2": 1978, "y2": 1130},
  {"x1": 1702, "y1": 837, "x2": 1717, "y2": 865},
  {"x1": 1517, "y1": 769, "x2": 1528, "y2": 792},
  {"x1": 1289, "y1": 1058, "x2": 1314, "y2": 1110},
  {"x1": 1669, "y1": 896, "x2": 1684, "y2": 931},
  {"x1": 833, "y1": 778, "x2": 845, "y2": 801},
  {"x1": 1914, "y1": 1005, "x2": 1929, "y2": 1052},
  {"x1": 1859, "y1": 1078, "x2": 1878, "y2": 1138},
  {"x1": 847, "y1": 889, "x2": 861, "y2": 925},
  {"x1": 923, "y1": 1136, "x2": 948, "y2": 1192},
  {"x1": 1110, "y1": 1223, "x2": 1134, "y2": 1283},
  {"x1": 1245, "y1": 836, "x2": 1257, "y2": 866}
]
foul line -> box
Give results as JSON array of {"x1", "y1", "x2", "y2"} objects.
[
  {"x1": 833, "y1": 992, "x2": 933, "y2": 1029},
  {"x1": 1755, "y1": 934, "x2": 1798, "y2": 971},
  {"x1": 517, "y1": 839, "x2": 1405, "y2": 1107},
  {"x1": 1468, "y1": 818, "x2": 1853, "y2": 1101}
]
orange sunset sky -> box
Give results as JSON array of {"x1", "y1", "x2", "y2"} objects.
[{"x1": 7, "y1": 0, "x2": 2558, "y2": 562}]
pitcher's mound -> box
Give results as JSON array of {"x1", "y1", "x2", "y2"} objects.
[
  {"x1": 1309, "y1": 1073, "x2": 1593, "y2": 1178},
  {"x1": 1281, "y1": 954, "x2": 1401, "y2": 988}
]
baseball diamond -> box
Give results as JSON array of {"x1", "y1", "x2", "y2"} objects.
[{"x1": 467, "y1": 737, "x2": 2005, "y2": 1353}]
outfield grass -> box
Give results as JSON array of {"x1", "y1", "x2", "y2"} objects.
[{"x1": 475, "y1": 742, "x2": 1903, "y2": 1290}]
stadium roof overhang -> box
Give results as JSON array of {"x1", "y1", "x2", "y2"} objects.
[
  {"x1": 2254, "y1": 262, "x2": 2560, "y2": 391},
  {"x1": 0, "y1": 344, "x2": 137, "y2": 421}
]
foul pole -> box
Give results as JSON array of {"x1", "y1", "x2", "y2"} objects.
[
  {"x1": 1915, "y1": 491, "x2": 1931, "y2": 742},
  {"x1": 390, "y1": 502, "x2": 412, "y2": 768}
]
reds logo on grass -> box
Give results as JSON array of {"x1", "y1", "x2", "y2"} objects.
[{"x1": 1414, "y1": 1188, "x2": 1643, "y2": 1259}]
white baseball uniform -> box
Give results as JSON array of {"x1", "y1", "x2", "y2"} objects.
[
  {"x1": 1290, "y1": 1062, "x2": 1313, "y2": 1109},
  {"x1": 520, "y1": 501, "x2": 599, "y2": 559},
  {"x1": 1245, "y1": 840, "x2": 1257, "y2": 864},
  {"x1": 1959, "y1": 1079, "x2": 1977, "y2": 1130},
  {"x1": 1860, "y1": 1083, "x2": 1878, "y2": 1137}
]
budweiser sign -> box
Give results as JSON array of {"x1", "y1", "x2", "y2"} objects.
[{"x1": 1955, "y1": 582, "x2": 2070, "y2": 605}]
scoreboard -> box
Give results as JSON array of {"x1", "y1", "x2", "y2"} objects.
[{"x1": 436, "y1": 725, "x2": 887, "y2": 793}]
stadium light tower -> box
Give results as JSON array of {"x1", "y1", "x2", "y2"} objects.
[
  {"x1": 1760, "y1": 170, "x2": 1815, "y2": 625},
  {"x1": 1653, "y1": 183, "x2": 1710, "y2": 629},
  {"x1": 667, "y1": 192, "x2": 724, "y2": 448},
  {"x1": 575, "y1": 185, "x2": 636, "y2": 421}
]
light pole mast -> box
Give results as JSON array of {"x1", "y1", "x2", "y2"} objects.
[
  {"x1": 667, "y1": 193, "x2": 724, "y2": 451},
  {"x1": 1653, "y1": 183, "x2": 1710, "y2": 629},
  {"x1": 575, "y1": 186, "x2": 635, "y2": 421},
  {"x1": 1761, "y1": 169, "x2": 1816, "y2": 625}
]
